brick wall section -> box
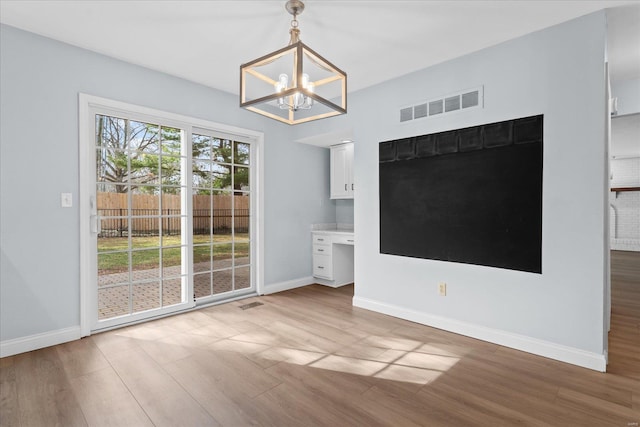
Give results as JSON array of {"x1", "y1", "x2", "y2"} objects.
[{"x1": 610, "y1": 157, "x2": 640, "y2": 251}]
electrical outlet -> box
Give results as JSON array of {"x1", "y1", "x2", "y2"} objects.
[{"x1": 438, "y1": 282, "x2": 447, "y2": 296}]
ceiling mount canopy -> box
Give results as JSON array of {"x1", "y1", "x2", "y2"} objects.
[{"x1": 240, "y1": 0, "x2": 347, "y2": 125}]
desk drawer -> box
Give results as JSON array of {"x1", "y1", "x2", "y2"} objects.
[
  {"x1": 313, "y1": 244, "x2": 331, "y2": 256},
  {"x1": 312, "y1": 234, "x2": 331, "y2": 245},
  {"x1": 332, "y1": 234, "x2": 355, "y2": 245},
  {"x1": 313, "y1": 254, "x2": 333, "y2": 279}
]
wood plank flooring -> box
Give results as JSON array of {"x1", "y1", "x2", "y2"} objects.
[{"x1": 1, "y1": 250, "x2": 639, "y2": 426}]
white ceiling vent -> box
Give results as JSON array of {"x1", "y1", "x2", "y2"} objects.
[{"x1": 399, "y1": 86, "x2": 483, "y2": 123}]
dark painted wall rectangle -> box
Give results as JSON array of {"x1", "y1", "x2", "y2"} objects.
[{"x1": 379, "y1": 115, "x2": 543, "y2": 273}]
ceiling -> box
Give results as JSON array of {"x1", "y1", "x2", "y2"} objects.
[{"x1": 1, "y1": 0, "x2": 639, "y2": 97}]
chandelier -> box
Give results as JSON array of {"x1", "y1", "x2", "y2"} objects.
[{"x1": 240, "y1": 0, "x2": 347, "y2": 125}]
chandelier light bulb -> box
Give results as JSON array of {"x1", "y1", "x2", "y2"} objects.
[
  {"x1": 279, "y1": 73, "x2": 288, "y2": 89},
  {"x1": 274, "y1": 72, "x2": 314, "y2": 110}
]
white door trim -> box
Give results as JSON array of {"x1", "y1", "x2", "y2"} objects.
[{"x1": 78, "y1": 93, "x2": 264, "y2": 336}]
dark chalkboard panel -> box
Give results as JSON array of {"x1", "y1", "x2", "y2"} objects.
[{"x1": 379, "y1": 115, "x2": 543, "y2": 273}]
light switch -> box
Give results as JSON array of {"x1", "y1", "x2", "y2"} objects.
[{"x1": 61, "y1": 193, "x2": 73, "y2": 208}]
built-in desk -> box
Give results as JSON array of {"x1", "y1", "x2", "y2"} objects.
[{"x1": 311, "y1": 230, "x2": 354, "y2": 288}]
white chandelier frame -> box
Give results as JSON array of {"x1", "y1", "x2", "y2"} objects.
[{"x1": 239, "y1": 1, "x2": 347, "y2": 125}]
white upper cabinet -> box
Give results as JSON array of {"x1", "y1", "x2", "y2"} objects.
[{"x1": 330, "y1": 142, "x2": 354, "y2": 199}]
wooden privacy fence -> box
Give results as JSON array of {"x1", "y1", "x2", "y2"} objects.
[{"x1": 97, "y1": 193, "x2": 249, "y2": 237}]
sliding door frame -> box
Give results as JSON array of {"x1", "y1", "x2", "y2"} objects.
[{"x1": 79, "y1": 93, "x2": 264, "y2": 336}]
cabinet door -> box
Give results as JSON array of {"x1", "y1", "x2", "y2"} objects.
[
  {"x1": 345, "y1": 143, "x2": 354, "y2": 197},
  {"x1": 313, "y1": 254, "x2": 333, "y2": 279},
  {"x1": 330, "y1": 143, "x2": 354, "y2": 199}
]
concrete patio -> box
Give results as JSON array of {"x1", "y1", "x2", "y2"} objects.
[{"x1": 98, "y1": 258, "x2": 250, "y2": 319}]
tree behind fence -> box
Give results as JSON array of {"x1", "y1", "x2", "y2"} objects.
[{"x1": 97, "y1": 193, "x2": 249, "y2": 237}]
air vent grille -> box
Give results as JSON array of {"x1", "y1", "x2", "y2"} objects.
[
  {"x1": 445, "y1": 95, "x2": 460, "y2": 112},
  {"x1": 462, "y1": 91, "x2": 479, "y2": 109},
  {"x1": 400, "y1": 107, "x2": 413, "y2": 122},
  {"x1": 239, "y1": 301, "x2": 264, "y2": 310},
  {"x1": 429, "y1": 100, "x2": 443, "y2": 116},
  {"x1": 414, "y1": 103, "x2": 428, "y2": 119},
  {"x1": 399, "y1": 86, "x2": 483, "y2": 123}
]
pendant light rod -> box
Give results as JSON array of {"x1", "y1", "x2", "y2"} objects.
[{"x1": 286, "y1": 0, "x2": 304, "y2": 44}]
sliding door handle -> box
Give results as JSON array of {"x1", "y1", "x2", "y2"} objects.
[
  {"x1": 90, "y1": 215, "x2": 101, "y2": 234},
  {"x1": 90, "y1": 195, "x2": 97, "y2": 215}
]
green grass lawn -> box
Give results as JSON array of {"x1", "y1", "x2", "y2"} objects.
[{"x1": 98, "y1": 233, "x2": 249, "y2": 273}]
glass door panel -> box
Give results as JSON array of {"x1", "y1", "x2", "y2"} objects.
[
  {"x1": 234, "y1": 266, "x2": 251, "y2": 290},
  {"x1": 192, "y1": 132, "x2": 254, "y2": 300},
  {"x1": 94, "y1": 113, "x2": 188, "y2": 326}
]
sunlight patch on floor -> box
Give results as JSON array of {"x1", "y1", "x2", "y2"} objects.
[
  {"x1": 256, "y1": 347, "x2": 326, "y2": 366},
  {"x1": 310, "y1": 355, "x2": 389, "y2": 377},
  {"x1": 374, "y1": 364, "x2": 443, "y2": 385},
  {"x1": 115, "y1": 325, "x2": 175, "y2": 341},
  {"x1": 113, "y1": 319, "x2": 465, "y2": 386},
  {"x1": 304, "y1": 347, "x2": 460, "y2": 385},
  {"x1": 395, "y1": 351, "x2": 460, "y2": 371},
  {"x1": 300, "y1": 337, "x2": 463, "y2": 385},
  {"x1": 334, "y1": 344, "x2": 406, "y2": 363},
  {"x1": 208, "y1": 339, "x2": 269, "y2": 354},
  {"x1": 205, "y1": 330, "x2": 466, "y2": 385},
  {"x1": 360, "y1": 335, "x2": 423, "y2": 351}
]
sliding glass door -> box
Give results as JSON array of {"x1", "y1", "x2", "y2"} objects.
[{"x1": 80, "y1": 95, "x2": 261, "y2": 334}]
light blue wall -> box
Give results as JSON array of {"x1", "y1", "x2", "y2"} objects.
[
  {"x1": 335, "y1": 200, "x2": 354, "y2": 224},
  {"x1": 612, "y1": 78, "x2": 640, "y2": 115},
  {"x1": 297, "y1": 12, "x2": 609, "y2": 358},
  {"x1": 0, "y1": 24, "x2": 335, "y2": 342}
]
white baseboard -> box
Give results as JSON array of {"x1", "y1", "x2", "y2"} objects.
[
  {"x1": 1, "y1": 326, "x2": 81, "y2": 358},
  {"x1": 262, "y1": 276, "x2": 315, "y2": 295},
  {"x1": 314, "y1": 277, "x2": 353, "y2": 288},
  {"x1": 352, "y1": 296, "x2": 607, "y2": 372}
]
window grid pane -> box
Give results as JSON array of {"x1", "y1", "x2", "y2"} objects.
[{"x1": 192, "y1": 133, "x2": 252, "y2": 299}]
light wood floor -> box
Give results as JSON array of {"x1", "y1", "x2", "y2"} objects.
[{"x1": 1, "y1": 251, "x2": 639, "y2": 426}]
